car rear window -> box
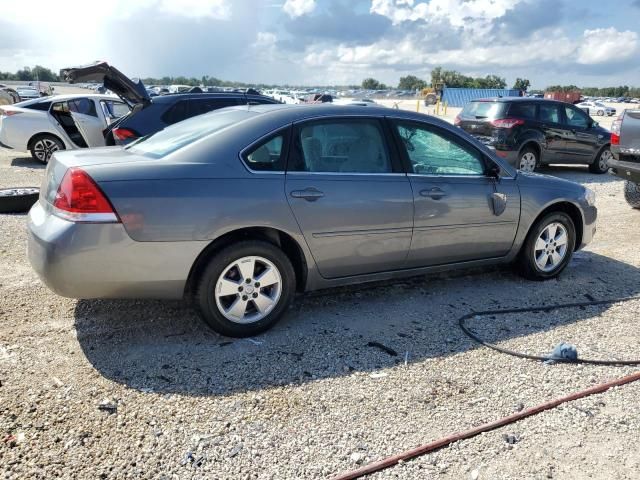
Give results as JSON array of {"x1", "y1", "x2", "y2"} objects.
[
  {"x1": 461, "y1": 101, "x2": 506, "y2": 119},
  {"x1": 507, "y1": 102, "x2": 536, "y2": 119},
  {"x1": 126, "y1": 108, "x2": 254, "y2": 158},
  {"x1": 161, "y1": 98, "x2": 241, "y2": 125},
  {"x1": 23, "y1": 101, "x2": 52, "y2": 111}
]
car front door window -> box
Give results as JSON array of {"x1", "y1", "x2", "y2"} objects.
[
  {"x1": 564, "y1": 106, "x2": 589, "y2": 128},
  {"x1": 395, "y1": 123, "x2": 485, "y2": 175}
]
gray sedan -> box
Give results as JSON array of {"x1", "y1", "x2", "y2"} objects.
[{"x1": 27, "y1": 104, "x2": 597, "y2": 337}]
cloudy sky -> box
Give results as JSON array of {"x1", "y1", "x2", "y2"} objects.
[{"x1": 2, "y1": 0, "x2": 639, "y2": 88}]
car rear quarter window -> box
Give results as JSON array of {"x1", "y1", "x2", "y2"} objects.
[
  {"x1": 461, "y1": 101, "x2": 506, "y2": 119},
  {"x1": 507, "y1": 102, "x2": 536, "y2": 119},
  {"x1": 242, "y1": 131, "x2": 288, "y2": 172},
  {"x1": 23, "y1": 101, "x2": 52, "y2": 111}
]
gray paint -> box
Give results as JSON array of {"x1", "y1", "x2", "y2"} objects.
[{"x1": 27, "y1": 104, "x2": 597, "y2": 300}]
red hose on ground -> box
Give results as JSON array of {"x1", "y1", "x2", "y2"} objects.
[{"x1": 331, "y1": 370, "x2": 640, "y2": 480}]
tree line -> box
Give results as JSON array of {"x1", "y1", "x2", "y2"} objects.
[{"x1": 1, "y1": 65, "x2": 638, "y2": 98}]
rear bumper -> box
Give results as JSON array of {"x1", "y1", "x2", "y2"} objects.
[
  {"x1": 27, "y1": 201, "x2": 208, "y2": 299},
  {"x1": 609, "y1": 158, "x2": 640, "y2": 183}
]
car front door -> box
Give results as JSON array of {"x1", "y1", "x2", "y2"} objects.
[
  {"x1": 68, "y1": 98, "x2": 106, "y2": 147},
  {"x1": 285, "y1": 117, "x2": 414, "y2": 278},
  {"x1": 562, "y1": 104, "x2": 602, "y2": 161},
  {"x1": 390, "y1": 119, "x2": 520, "y2": 267},
  {"x1": 537, "y1": 102, "x2": 569, "y2": 163}
]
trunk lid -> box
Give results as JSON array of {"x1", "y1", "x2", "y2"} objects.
[{"x1": 60, "y1": 61, "x2": 150, "y2": 107}]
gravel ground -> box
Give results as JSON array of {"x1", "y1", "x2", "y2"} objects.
[{"x1": 1, "y1": 137, "x2": 640, "y2": 478}]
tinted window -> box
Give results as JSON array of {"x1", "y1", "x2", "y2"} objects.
[
  {"x1": 162, "y1": 98, "x2": 241, "y2": 125},
  {"x1": 461, "y1": 101, "x2": 506, "y2": 118},
  {"x1": 564, "y1": 106, "x2": 589, "y2": 128},
  {"x1": 290, "y1": 120, "x2": 391, "y2": 173},
  {"x1": 68, "y1": 98, "x2": 97, "y2": 117},
  {"x1": 508, "y1": 102, "x2": 536, "y2": 119},
  {"x1": 538, "y1": 103, "x2": 561, "y2": 123},
  {"x1": 243, "y1": 133, "x2": 287, "y2": 172},
  {"x1": 24, "y1": 101, "x2": 51, "y2": 111},
  {"x1": 395, "y1": 121, "x2": 485, "y2": 175}
]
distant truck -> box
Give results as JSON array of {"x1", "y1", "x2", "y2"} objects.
[
  {"x1": 544, "y1": 91, "x2": 581, "y2": 104},
  {"x1": 609, "y1": 110, "x2": 640, "y2": 208}
]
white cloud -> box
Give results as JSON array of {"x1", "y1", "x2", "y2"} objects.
[
  {"x1": 283, "y1": 0, "x2": 316, "y2": 18},
  {"x1": 370, "y1": 0, "x2": 518, "y2": 26},
  {"x1": 577, "y1": 28, "x2": 639, "y2": 64},
  {"x1": 253, "y1": 32, "x2": 278, "y2": 49}
]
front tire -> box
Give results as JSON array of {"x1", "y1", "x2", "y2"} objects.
[
  {"x1": 624, "y1": 181, "x2": 640, "y2": 209},
  {"x1": 517, "y1": 212, "x2": 576, "y2": 280},
  {"x1": 518, "y1": 146, "x2": 538, "y2": 172},
  {"x1": 29, "y1": 135, "x2": 64, "y2": 164},
  {"x1": 195, "y1": 240, "x2": 296, "y2": 337},
  {"x1": 589, "y1": 147, "x2": 611, "y2": 174}
]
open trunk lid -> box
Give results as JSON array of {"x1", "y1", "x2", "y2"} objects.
[
  {"x1": 621, "y1": 110, "x2": 640, "y2": 153},
  {"x1": 60, "y1": 61, "x2": 150, "y2": 107}
]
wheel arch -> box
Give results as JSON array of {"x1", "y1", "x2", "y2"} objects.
[
  {"x1": 592, "y1": 142, "x2": 611, "y2": 164},
  {"x1": 518, "y1": 140, "x2": 542, "y2": 161},
  {"x1": 183, "y1": 226, "x2": 308, "y2": 300},
  {"x1": 522, "y1": 201, "x2": 584, "y2": 254},
  {"x1": 27, "y1": 132, "x2": 68, "y2": 151}
]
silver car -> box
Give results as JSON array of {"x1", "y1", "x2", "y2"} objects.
[{"x1": 27, "y1": 104, "x2": 597, "y2": 337}]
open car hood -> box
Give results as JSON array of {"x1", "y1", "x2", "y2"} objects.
[{"x1": 60, "y1": 61, "x2": 150, "y2": 107}]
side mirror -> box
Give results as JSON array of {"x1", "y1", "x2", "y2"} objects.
[{"x1": 487, "y1": 163, "x2": 501, "y2": 179}]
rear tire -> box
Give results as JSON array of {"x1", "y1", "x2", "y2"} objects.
[
  {"x1": 597, "y1": 109, "x2": 604, "y2": 116},
  {"x1": 517, "y1": 212, "x2": 576, "y2": 280},
  {"x1": 0, "y1": 187, "x2": 39, "y2": 213},
  {"x1": 195, "y1": 240, "x2": 296, "y2": 337},
  {"x1": 29, "y1": 134, "x2": 64, "y2": 164},
  {"x1": 624, "y1": 181, "x2": 640, "y2": 209},
  {"x1": 589, "y1": 146, "x2": 611, "y2": 174},
  {"x1": 518, "y1": 146, "x2": 538, "y2": 172}
]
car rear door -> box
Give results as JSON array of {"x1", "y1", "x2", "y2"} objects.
[
  {"x1": 537, "y1": 102, "x2": 569, "y2": 162},
  {"x1": 285, "y1": 117, "x2": 414, "y2": 279},
  {"x1": 389, "y1": 118, "x2": 520, "y2": 267},
  {"x1": 67, "y1": 98, "x2": 105, "y2": 147},
  {"x1": 561, "y1": 104, "x2": 602, "y2": 161}
]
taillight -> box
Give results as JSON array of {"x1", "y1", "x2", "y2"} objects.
[
  {"x1": 0, "y1": 108, "x2": 21, "y2": 117},
  {"x1": 112, "y1": 127, "x2": 138, "y2": 142},
  {"x1": 454, "y1": 115, "x2": 462, "y2": 126},
  {"x1": 52, "y1": 168, "x2": 119, "y2": 223},
  {"x1": 611, "y1": 117, "x2": 622, "y2": 145},
  {"x1": 491, "y1": 118, "x2": 525, "y2": 129}
]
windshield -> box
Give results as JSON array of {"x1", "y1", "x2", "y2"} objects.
[
  {"x1": 461, "y1": 101, "x2": 506, "y2": 119},
  {"x1": 126, "y1": 108, "x2": 255, "y2": 158}
]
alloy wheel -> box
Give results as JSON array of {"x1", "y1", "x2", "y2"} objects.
[
  {"x1": 599, "y1": 149, "x2": 612, "y2": 171},
  {"x1": 33, "y1": 138, "x2": 59, "y2": 163},
  {"x1": 533, "y1": 222, "x2": 568, "y2": 272},
  {"x1": 519, "y1": 152, "x2": 537, "y2": 172},
  {"x1": 214, "y1": 256, "x2": 282, "y2": 324}
]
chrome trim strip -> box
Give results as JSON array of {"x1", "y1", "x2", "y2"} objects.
[
  {"x1": 286, "y1": 171, "x2": 405, "y2": 177},
  {"x1": 312, "y1": 227, "x2": 412, "y2": 238},
  {"x1": 414, "y1": 221, "x2": 516, "y2": 232}
]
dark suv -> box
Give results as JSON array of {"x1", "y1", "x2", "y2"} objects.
[
  {"x1": 455, "y1": 98, "x2": 612, "y2": 173},
  {"x1": 61, "y1": 62, "x2": 279, "y2": 145}
]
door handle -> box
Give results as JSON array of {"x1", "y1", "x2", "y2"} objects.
[
  {"x1": 290, "y1": 187, "x2": 324, "y2": 201},
  {"x1": 420, "y1": 187, "x2": 447, "y2": 199}
]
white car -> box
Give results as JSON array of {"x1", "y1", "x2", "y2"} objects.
[
  {"x1": 0, "y1": 94, "x2": 129, "y2": 163},
  {"x1": 576, "y1": 101, "x2": 616, "y2": 116}
]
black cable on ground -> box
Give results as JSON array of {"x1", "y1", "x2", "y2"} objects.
[{"x1": 459, "y1": 295, "x2": 640, "y2": 366}]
